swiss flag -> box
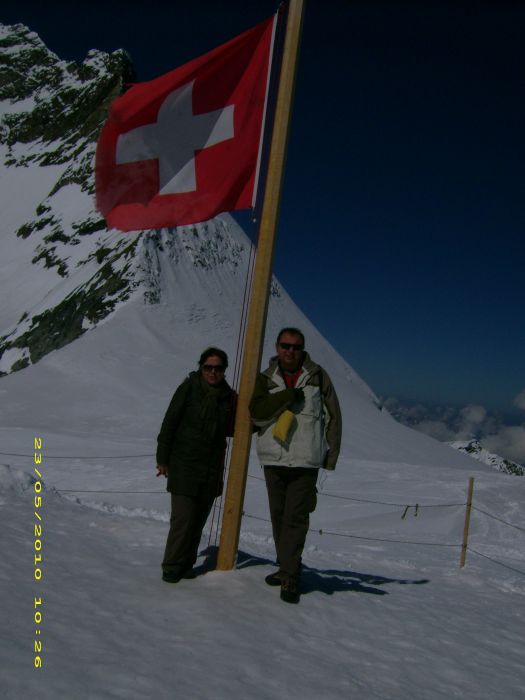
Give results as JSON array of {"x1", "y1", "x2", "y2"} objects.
[{"x1": 96, "y1": 17, "x2": 275, "y2": 231}]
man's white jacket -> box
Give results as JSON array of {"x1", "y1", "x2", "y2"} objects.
[{"x1": 249, "y1": 353, "x2": 342, "y2": 470}]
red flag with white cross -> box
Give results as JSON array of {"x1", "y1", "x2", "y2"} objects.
[{"x1": 96, "y1": 16, "x2": 276, "y2": 231}]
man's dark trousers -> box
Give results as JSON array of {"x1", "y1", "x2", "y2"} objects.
[{"x1": 263, "y1": 466, "x2": 318, "y2": 581}]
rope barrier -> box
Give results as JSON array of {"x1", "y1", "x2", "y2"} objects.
[
  {"x1": 467, "y1": 547, "x2": 525, "y2": 577},
  {"x1": 315, "y1": 530, "x2": 460, "y2": 548},
  {"x1": 7, "y1": 451, "x2": 525, "y2": 567},
  {"x1": 318, "y1": 492, "x2": 466, "y2": 509},
  {"x1": 6, "y1": 450, "x2": 521, "y2": 519},
  {"x1": 471, "y1": 506, "x2": 525, "y2": 534},
  {"x1": 241, "y1": 512, "x2": 461, "y2": 548},
  {"x1": 48, "y1": 483, "x2": 522, "y2": 535},
  {"x1": 247, "y1": 473, "x2": 467, "y2": 509},
  {"x1": 47, "y1": 486, "x2": 525, "y2": 575},
  {"x1": 52, "y1": 481, "x2": 464, "y2": 511}
]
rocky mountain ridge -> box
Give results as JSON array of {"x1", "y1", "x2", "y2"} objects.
[
  {"x1": 449, "y1": 439, "x2": 524, "y2": 477},
  {"x1": 0, "y1": 23, "x2": 263, "y2": 376}
]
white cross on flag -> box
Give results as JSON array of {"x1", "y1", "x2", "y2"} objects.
[{"x1": 96, "y1": 17, "x2": 275, "y2": 231}]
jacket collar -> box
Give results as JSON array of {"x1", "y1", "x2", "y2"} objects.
[
  {"x1": 189, "y1": 370, "x2": 232, "y2": 398},
  {"x1": 263, "y1": 352, "x2": 320, "y2": 384}
]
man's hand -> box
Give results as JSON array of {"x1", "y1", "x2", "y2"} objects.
[
  {"x1": 293, "y1": 387, "x2": 305, "y2": 403},
  {"x1": 156, "y1": 464, "x2": 168, "y2": 478}
]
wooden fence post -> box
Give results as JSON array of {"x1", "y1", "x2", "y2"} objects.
[{"x1": 460, "y1": 477, "x2": 475, "y2": 568}]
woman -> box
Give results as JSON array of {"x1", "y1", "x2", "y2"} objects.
[{"x1": 156, "y1": 347, "x2": 236, "y2": 583}]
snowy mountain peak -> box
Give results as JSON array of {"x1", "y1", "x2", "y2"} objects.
[
  {"x1": 0, "y1": 23, "x2": 134, "y2": 162},
  {"x1": 450, "y1": 439, "x2": 525, "y2": 476},
  {"x1": 0, "y1": 26, "x2": 143, "y2": 373},
  {"x1": 0, "y1": 24, "x2": 288, "y2": 378}
]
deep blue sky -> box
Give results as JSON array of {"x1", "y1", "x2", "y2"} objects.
[{"x1": 2, "y1": 0, "x2": 524, "y2": 416}]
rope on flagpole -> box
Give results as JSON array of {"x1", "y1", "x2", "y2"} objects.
[{"x1": 207, "y1": 226, "x2": 258, "y2": 548}]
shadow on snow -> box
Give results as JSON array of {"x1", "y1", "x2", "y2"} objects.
[{"x1": 197, "y1": 547, "x2": 430, "y2": 597}]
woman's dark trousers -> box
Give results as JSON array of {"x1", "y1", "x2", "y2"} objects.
[{"x1": 162, "y1": 489, "x2": 216, "y2": 575}]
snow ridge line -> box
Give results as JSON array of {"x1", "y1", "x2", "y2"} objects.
[
  {"x1": 0, "y1": 451, "x2": 153, "y2": 459},
  {"x1": 34, "y1": 484, "x2": 525, "y2": 550},
  {"x1": 4, "y1": 458, "x2": 524, "y2": 532},
  {"x1": 49, "y1": 481, "x2": 525, "y2": 527},
  {"x1": 0, "y1": 452, "x2": 470, "y2": 508}
]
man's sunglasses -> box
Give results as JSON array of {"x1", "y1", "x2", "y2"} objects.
[
  {"x1": 202, "y1": 364, "x2": 225, "y2": 373},
  {"x1": 278, "y1": 342, "x2": 304, "y2": 351}
]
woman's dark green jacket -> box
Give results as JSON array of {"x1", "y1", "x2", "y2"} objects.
[{"x1": 156, "y1": 371, "x2": 236, "y2": 496}]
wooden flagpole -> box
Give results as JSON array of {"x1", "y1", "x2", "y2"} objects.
[{"x1": 216, "y1": 0, "x2": 305, "y2": 570}]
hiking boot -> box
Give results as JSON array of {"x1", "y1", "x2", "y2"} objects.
[
  {"x1": 181, "y1": 567, "x2": 197, "y2": 580},
  {"x1": 280, "y1": 577, "x2": 300, "y2": 604},
  {"x1": 265, "y1": 570, "x2": 282, "y2": 587},
  {"x1": 162, "y1": 570, "x2": 182, "y2": 583}
]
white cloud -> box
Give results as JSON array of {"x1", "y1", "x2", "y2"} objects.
[
  {"x1": 513, "y1": 389, "x2": 525, "y2": 411},
  {"x1": 459, "y1": 404, "x2": 486, "y2": 424},
  {"x1": 484, "y1": 425, "x2": 525, "y2": 464},
  {"x1": 415, "y1": 420, "x2": 455, "y2": 442},
  {"x1": 456, "y1": 404, "x2": 487, "y2": 439},
  {"x1": 384, "y1": 396, "x2": 525, "y2": 466}
]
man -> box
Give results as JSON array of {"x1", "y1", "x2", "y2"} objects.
[{"x1": 249, "y1": 328, "x2": 342, "y2": 603}]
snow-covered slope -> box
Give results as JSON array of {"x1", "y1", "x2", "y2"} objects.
[
  {"x1": 2, "y1": 433, "x2": 524, "y2": 700},
  {"x1": 0, "y1": 208, "x2": 484, "y2": 472}
]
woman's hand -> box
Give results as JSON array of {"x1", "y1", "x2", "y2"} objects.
[{"x1": 156, "y1": 464, "x2": 168, "y2": 478}]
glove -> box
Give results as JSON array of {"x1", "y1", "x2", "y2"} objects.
[
  {"x1": 293, "y1": 387, "x2": 305, "y2": 403},
  {"x1": 272, "y1": 410, "x2": 296, "y2": 444}
]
